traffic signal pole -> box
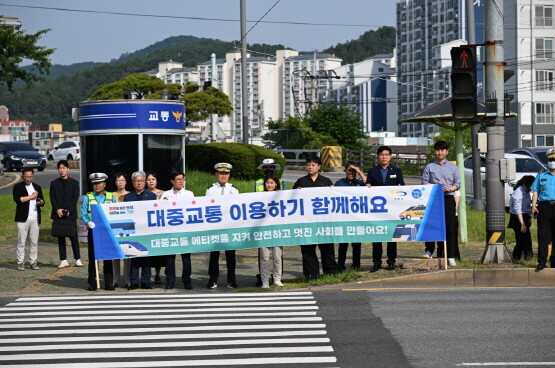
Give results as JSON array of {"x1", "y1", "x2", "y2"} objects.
[{"x1": 480, "y1": 0, "x2": 512, "y2": 264}]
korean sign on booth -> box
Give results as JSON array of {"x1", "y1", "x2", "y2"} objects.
[{"x1": 90, "y1": 185, "x2": 446, "y2": 260}]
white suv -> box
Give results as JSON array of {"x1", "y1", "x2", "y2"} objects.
[{"x1": 48, "y1": 140, "x2": 80, "y2": 161}]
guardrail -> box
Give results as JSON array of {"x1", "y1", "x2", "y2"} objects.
[{"x1": 275, "y1": 149, "x2": 321, "y2": 166}]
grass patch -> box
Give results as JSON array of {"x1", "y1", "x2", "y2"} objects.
[{"x1": 185, "y1": 170, "x2": 256, "y2": 196}]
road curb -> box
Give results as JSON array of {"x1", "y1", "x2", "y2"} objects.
[
  {"x1": 0, "y1": 172, "x2": 19, "y2": 189},
  {"x1": 317, "y1": 268, "x2": 555, "y2": 290}
]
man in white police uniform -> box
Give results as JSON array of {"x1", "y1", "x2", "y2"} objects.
[{"x1": 206, "y1": 163, "x2": 239, "y2": 288}]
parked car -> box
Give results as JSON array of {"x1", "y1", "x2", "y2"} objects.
[
  {"x1": 0, "y1": 141, "x2": 47, "y2": 172},
  {"x1": 507, "y1": 146, "x2": 550, "y2": 169},
  {"x1": 48, "y1": 140, "x2": 80, "y2": 161},
  {"x1": 463, "y1": 153, "x2": 544, "y2": 207}
]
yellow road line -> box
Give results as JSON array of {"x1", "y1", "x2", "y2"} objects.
[{"x1": 0, "y1": 172, "x2": 20, "y2": 189}]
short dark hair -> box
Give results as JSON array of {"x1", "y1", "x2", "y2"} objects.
[
  {"x1": 22, "y1": 168, "x2": 34, "y2": 175},
  {"x1": 306, "y1": 156, "x2": 322, "y2": 166},
  {"x1": 113, "y1": 172, "x2": 129, "y2": 185},
  {"x1": 344, "y1": 160, "x2": 358, "y2": 169},
  {"x1": 434, "y1": 140, "x2": 449, "y2": 151},
  {"x1": 377, "y1": 146, "x2": 392, "y2": 155},
  {"x1": 169, "y1": 170, "x2": 185, "y2": 181},
  {"x1": 146, "y1": 171, "x2": 158, "y2": 180},
  {"x1": 57, "y1": 160, "x2": 69, "y2": 168}
]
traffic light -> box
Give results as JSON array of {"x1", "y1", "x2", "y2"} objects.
[{"x1": 450, "y1": 46, "x2": 477, "y2": 120}]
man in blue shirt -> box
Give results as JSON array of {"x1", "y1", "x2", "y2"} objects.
[
  {"x1": 367, "y1": 146, "x2": 405, "y2": 271},
  {"x1": 421, "y1": 141, "x2": 460, "y2": 266},
  {"x1": 335, "y1": 161, "x2": 367, "y2": 271},
  {"x1": 124, "y1": 171, "x2": 156, "y2": 289},
  {"x1": 531, "y1": 148, "x2": 555, "y2": 270}
]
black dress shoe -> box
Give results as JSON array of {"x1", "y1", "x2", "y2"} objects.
[
  {"x1": 105, "y1": 284, "x2": 115, "y2": 291},
  {"x1": 183, "y1": 283, "x2": 193, "y2": 290},
  {"x1": 87, "y1": 285, "x2": 97, "y2": 291},
  {"x1": 141, "y1": 283, "x2": 152, "y2": 290},
  {"x1": 370, "y1": 263, "x2": 382, "y2": 272},
  {"x1": 387, "y1": 263, "x2": 396, "y2": 271},
  {"x1": 536, "y1": 263, "x2": 546, "y2": 271},
  {"x1": 154, "y1": 275, "x2": 162, "y2": 285},
  {"x1": 128, "y1": 284, "x2": 139, "y2": 290},
  {"x1": 165, "y1": 283, "x2": 174, "y2": 290}
]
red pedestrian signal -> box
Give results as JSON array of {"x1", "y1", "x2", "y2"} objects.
[{"x1": 450, "y1": 46, "x2": 478, "y2": 120}]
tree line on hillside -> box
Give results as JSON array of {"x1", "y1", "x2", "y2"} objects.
[{"x1": 0, "y1": 27, "x2": 395, "y2": 131}]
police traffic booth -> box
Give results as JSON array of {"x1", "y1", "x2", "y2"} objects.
[{"x1": 77, "y1": 100, "x2": 186, "y2": 194}]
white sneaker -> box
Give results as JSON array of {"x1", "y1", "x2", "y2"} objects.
[
  {"x1": 273, "y1": 280, "x2": 284, "y2": 287},
  {"x1": 75, "y1": 259, "x2": 83, "y2": 267},
  {"x1": 448, "y1": 258, "x2": 456, "y2": 266},
  {"x1": 261, "y1": 282, "x2": 270, "y2": 289},
  {"x1": 423, "y1": 251, "x2": 433, "y2": 259},
  {"x1": 58, "y1": 260, "x2": 69, "y2": 268}
]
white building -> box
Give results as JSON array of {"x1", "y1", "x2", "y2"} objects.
[
  {"x1": 164, "y1": 66, "x2": 199, "y2": 86},
  {"x1": 505, "y1": 0, "x2": 555, "y2": 148},
  {"x1": 319, "y1": 53, "x2": 399, "y2": 134},
  {"x1": 396, "y1": 0, "x2": 472, "y2": 137},
  {"x1": 281, "y1": 53, "x2": 343, "y2": 119}
]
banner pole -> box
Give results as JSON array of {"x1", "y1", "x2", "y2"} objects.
[
  {"x1": 95, "y1": 260, "x2": 100, "y2": 289},
  {"x1": 443, "y1": 243, "x2": 448, "y2": 270}
]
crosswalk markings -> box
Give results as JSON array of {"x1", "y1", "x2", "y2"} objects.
[{"x1": 0, "y1": 291, "x2": 337, "y2": 367}]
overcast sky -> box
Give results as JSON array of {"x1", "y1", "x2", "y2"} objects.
[{"x1": 1, "y1": 0, "x2": 396, "y2": 65}]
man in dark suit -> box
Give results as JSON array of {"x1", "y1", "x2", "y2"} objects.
[
  {"x1": 13, "y1": 168, "x2": 45, "y2": 271},
  {"x1": 366, "y1": 146, "x2": 405, "y2": 271},
  {"x1": 50, "y1": 160, "x2": 82, "y2": 268}
]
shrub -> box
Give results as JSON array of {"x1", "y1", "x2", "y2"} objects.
[{"x1": 185, "y1": 143, "x2": 285, "y2": 180}]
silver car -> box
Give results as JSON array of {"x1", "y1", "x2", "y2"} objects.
[
  {"x1": 463, "y1": 153, "x2": 544, "y2": 207},
  {"x1": 48, "y1": 140, "x2": 80, "y2": 161}
]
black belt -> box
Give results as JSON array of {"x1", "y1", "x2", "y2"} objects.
[{"x1": 539, "y1": 201, "x2": 555, "y2": 205}]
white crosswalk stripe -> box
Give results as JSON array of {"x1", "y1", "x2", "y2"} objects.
[{"x1": 0, "y1": 291, "x2": 337, "y2": 367}]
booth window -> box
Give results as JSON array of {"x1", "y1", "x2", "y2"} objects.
[
  {"x1": 143, "y1": 134, "x2": 183, "y2": 190},
  {"x1": 83, "y1": 135, "x2": 139, "y2": 193}
]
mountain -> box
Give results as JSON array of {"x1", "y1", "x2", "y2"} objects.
[
  {"x1": 323, "y1": 26, "x2": 396, "y2": 63},
  {"x1": 0, "y1": 27, "x2": 396, "y2": 130}
]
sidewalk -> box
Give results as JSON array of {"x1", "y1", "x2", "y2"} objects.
[{"x1": 2, "y1": 239, "x2": 552, "y2": 295}]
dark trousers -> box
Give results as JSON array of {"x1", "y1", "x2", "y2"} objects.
[
  {"x1": 129, "y1": 257, "x2": 152, "y2": 285},
  {"x1": 57, "y1": 236, "x2": 80, "y2": 260},
  {"x1": 87, "y1": 230, "x2": 113, "y2": 288},
  {"x1": 424, "y1": 195, "x2": 459, "y2": 259},
  {"x1": 509, "y1": 214, "x2": 533, "y2": 260},
  {"x1": 300, "y1": 243, "x2": 338, "y2": 280},
  {"x1": 338, "y1": 243, "x2": 361, "y2": 270},
  {"x1": 372, "y1": 242, "x2": 396, "y2": 265},
  {"x1": 537, "y1": 202, "x2": 555, "y2": 265},
  {"x1": 208, "y1": 250, "x2": 236, "y2": 284},
  {"x1": 165, "y1": 253, "x2": 192, "y2": 286}
]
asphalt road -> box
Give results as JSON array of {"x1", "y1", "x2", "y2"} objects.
[{"x1": 1, "y1": 287, "x2": 554, "y2": 367}]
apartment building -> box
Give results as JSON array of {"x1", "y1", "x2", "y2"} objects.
[
  {"x1": 505, "y1": 0, "x2": 555, "y2": 148},
  {"x1": 319, "y1": 54, "x2": 399, "y2": 134}
]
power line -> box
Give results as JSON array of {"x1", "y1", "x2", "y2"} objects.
[{"x1": 0, "y1": 3, "x2": 390, "y2": 28}]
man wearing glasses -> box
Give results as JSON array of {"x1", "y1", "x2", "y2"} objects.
[{"x1": 366, "y1": 146, "x2": 405, "y2": 271}]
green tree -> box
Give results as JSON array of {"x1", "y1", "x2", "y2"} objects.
[
  {"x1": 0, "y1": 25, "x2": 54, "y2": 91},
  {"x1": 304, "y1": 102, "x2": 366, "y2": 149},
  {"x1": 262, "y1": 116, "x2": 336, "y2": 149},
  {"x1": 89, "y1": 73, "x2": 169, "y2": 99},
  {"x1": 182, "y1": 84, "x2": 233, "y2": 122}
]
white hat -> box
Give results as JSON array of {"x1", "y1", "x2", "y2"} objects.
[
  {"x1": 89, "y1": 172, "x2": 108, "y2": 183},
  {"x1": 257, "y1": 158, "x2": 281, "y2": 171},
  {"x1": 546, "y1": 148, "x2": 555, "y2": 159},
  {"x1": 214, "y1": 162, "x2": 232, "y2": 172}
]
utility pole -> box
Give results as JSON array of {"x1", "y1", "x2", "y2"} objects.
[
  {"x1": 240, "y1": 0, "x2": 249, "y2": 144},
  {"x1": 211, "y1": 53, "x2": 218, "y2": 142},
  {"x1": 481, "y1": 0, "x2": 512, "y2": 263},
  {"x1": 468, "y1": 0, "x2": 485, "y2": 211}
]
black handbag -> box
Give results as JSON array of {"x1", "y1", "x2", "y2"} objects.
[{"x1": 51, "y1": 219, "x2": 77, "y2": 238}]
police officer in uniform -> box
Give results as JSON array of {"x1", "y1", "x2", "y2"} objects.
[
  {"x1": 206, "y1": 163, "x2": 240, "y2": 288},
  {"x1": 80, "y1": 173, "x2": 116, "y2": 291},
  {"x1": 254, "y1": 158, "x2": 286, "y2": 192},
  {"x1": 531, "y1": 148, "x2": 555, "y2": 270}
]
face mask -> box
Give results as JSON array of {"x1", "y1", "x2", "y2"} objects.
[
  {"x1": 264, "y1": 169, "x2": 275, "y2": 178},
  {"x1": 548, "y1": 161, "x2": 555, "y2": 170}
]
